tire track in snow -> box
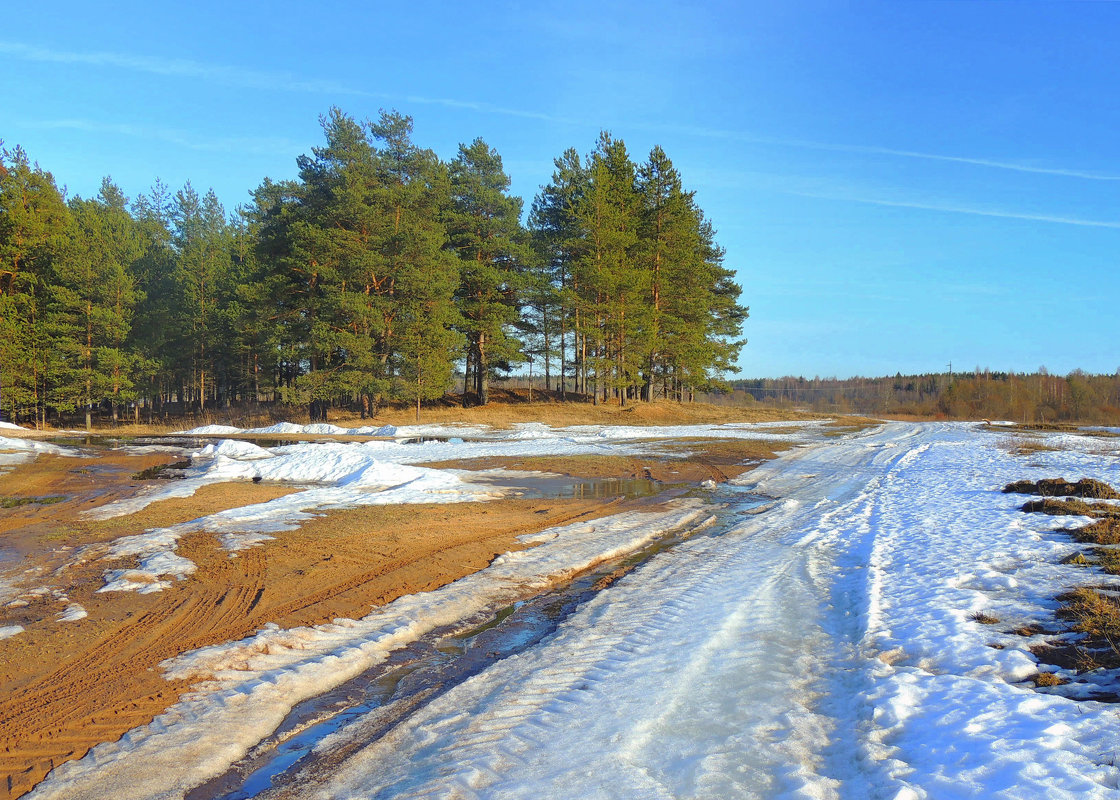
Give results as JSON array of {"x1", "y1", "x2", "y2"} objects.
[{"x1": 278, "y1": 424, "x2": 928, "y2": 800}]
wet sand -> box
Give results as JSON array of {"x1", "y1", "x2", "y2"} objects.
[{"x1": 0, "y1": 440, "x2": 775, "y2": 799}]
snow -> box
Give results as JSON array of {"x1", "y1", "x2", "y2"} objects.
[
  {"x1": 88, "y1": 419, "x2": 821, "y2": 522},
  {"x1": 0, "y1": 436, "x2": 78, "y2": 456},
  {"x1": 176, "y1": 422, "x2": 399, "y2": 437},
  {"x1": 91, "y1": 447, "x2": 505, "y2": 591},
  {"x1": 58, "y1": 603, "x2": 88, "y2": 622},
  {"x1": 173, "y1": 424, "x2": 241, "y2": 435},
  {"x1": 0, "y1": 624, "x2": 24, "y2": 639},
  {"x1": 29, "y1": 420, "x2": 1120, "y2": 799},
  {"x1": 28, "y1": 503, "x2": 709, "y2": 800},
  {"x1": 247, "y1": 423, "x2": 1120, "y2": 800},
  {"x1": 0, "y1": 421, "x2": 27, "y2": 430},
  {"x1": 0, "y1": 435, "x2": 83, "y2": 473}
]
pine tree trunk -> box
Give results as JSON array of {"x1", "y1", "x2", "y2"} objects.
[{"x1": 478, "y1": 332, "x2": 489, "y2": 406}]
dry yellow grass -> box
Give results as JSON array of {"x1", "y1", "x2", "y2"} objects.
[{"x1": 16, "y1": 399, "x2": 846, "y2": 438}]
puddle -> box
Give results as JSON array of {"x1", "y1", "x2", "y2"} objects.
[
  {"x1": 459, "y1": 470, "x2": 669, "y2": 501},
  {"x1": 188, "y1": 487, "x2": 771, "y2": 800}
]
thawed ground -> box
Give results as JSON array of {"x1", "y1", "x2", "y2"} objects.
[{"x1": 12, "y1": 421, "x2": 1120, "y2": 798}]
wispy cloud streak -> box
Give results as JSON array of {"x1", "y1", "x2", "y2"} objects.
[
  {"x1": 0, "y1": 42, "x2": 570, "y2": 124},
  {"x1": 789, "y1": 189, "x2": 1120, "y2": 229},
  {"x1": 640, "y1": 124, "x2": 1120, "y2": 181},
  {"x1": 5, "y1": 40, "x2": 1118, "y2": 181},
  {"x1": 25, "y1": 118, "x2": 303, "y2": 155}
]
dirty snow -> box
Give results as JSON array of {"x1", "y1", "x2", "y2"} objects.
[
  {"x1": 28, "y1": 503, "x2": 709, "y2": 800},
  {"x1": 26, "y1": 420, "x2": 1120, "y2": 799},
  {"x1": 57, "y1": 602, "x2": 88, "y2": 622},
  {"x1": 261, "y1": 423, "x2": 1120, "y2": 800}
]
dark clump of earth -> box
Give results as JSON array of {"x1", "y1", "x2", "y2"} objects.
[
  {"x1": 1003, "y1": 477, "x2": 1120, "y2": 500},
  {"x1": 132, "y1": 460, "x2": 192, "y2": 480}
]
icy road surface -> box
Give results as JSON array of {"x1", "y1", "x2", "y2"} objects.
[
  {"x1": 26, "y1": 421, "x2": 1120, "y2": 799},
  {"x1": 274, "y1": 423, "x2": 1120, "y2": 800}
]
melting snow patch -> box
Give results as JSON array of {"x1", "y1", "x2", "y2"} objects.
[
  {"x1": 173, "y1": 424, "x2": 241, "y2": 435},
  {"x1": 0, "y1": 624, "x2": 24, "y2": 639},
  {"x1": 28, "y1": 502, "x2": 709, "y2": 800},
  {"x1": 58, "y1": 603, "x2": 88, "y2": 622}
]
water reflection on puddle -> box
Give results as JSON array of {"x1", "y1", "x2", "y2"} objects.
[
  {"x1": 190, "y1": 488, "x2": 771, "y2": 800},
  {"x1": 458, "y1": 470, "x2": 668, "y2": 501}
]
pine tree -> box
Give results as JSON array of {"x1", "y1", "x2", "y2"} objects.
[
  {"x1": 129, "y1": 179, "x2": 178, "y2": 416},
  {"x1": 529, "y1": 148, "x2": 587, "y2": 397},
  {"x1": 574, "y1": 132, "x2": 644, "y2": 405},
  {"x1": 0, "y1": 146, "x2": 73, "y2": 426},
  {"x1": 448, "y1": 138, "x2": 527, "y2": 406},
  {"x1": 369, "y1": 110, "x2": 463, "y2": 413},
  {"x1": 57, "y1": 179, "x2": 142, "y2": 427}
]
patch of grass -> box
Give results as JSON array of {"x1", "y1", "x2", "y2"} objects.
[
  {"x1": 1061, "y1": 551, "x2": 1093, "y2": 566},
  {"x1": 1090, "y1": 548, "x2": 1120, "y2": 575},
  {"x1": 132, "y1": 460, "x2": 191, "y2": 480},
  {"x1": 1022, "y1": 497, "x2": 1120, "y2": 518},
  {"x1": 969, "y1": 611, "x2": 1001, "y2": 624},
  {"x1": 1057, "y1": 588, "x2": 1120, "y2": 649},
  {"x1": 1033, "y1": 671, "x2": 1066, "y2": 687},
  {"x1": 1003, "y1": 478, "x2": 1120, "y2": 499},
  {"x1": 1070, "y1": 519, "x2": 1120, "y2": 545},
  {"x1": 0, "y1": 495, "x2": 66, "y2": 508}
]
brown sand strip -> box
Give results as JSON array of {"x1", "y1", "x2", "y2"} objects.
[
  {"x1": 423, "y1": 438, "x2": 787, "y2": 484},
  {"x1": 0, "y1": 495, "x2": 619, "y2": 799}
]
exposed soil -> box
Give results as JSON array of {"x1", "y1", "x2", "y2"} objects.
[
  {"x1": 424, "y1": 437, "x2": 788, "y2": 484},
  {"x1": 6, "y1": 396, "x2": 837, "y2": 439},
  {"x1": 0, "y1": 439, "x2": 729, "y2": 799},
  {"x1": 1003, "y1": 477, "x2": 1120, "y2": 500},
  {"x1": 1020, "y1": 498, "x2": 1120, "y2": 518},
  {"x1": 1069, "y1": 518, "x2": 1120, "y2": 546}
]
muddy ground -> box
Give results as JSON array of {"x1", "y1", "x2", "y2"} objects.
[{"x1": 0, "y1": 435, "x2": 782, "y2": 798}]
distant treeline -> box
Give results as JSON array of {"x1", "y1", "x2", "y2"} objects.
[
  {"x1": 0, "y1": 109, "x2": 746, "y2": 426},
  {"x1": 718, "y1": 371, "x2": 1120, "y2": 424}
]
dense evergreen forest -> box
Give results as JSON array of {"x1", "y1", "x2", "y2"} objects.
[
  {"x1": 723, "y1": 371, "x2": 1120, "y2": 424},
  {"x1": 0, "y1": 109, "x2": 747, "y2": 427}
]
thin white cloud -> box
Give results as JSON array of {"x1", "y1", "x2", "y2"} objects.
[
  {"x1": 789, "y1": 189, "x2": 1120, "y2": 230},
  {"x1": 0, "y1": 41, "x2": 367, "y2": 97},
  {"x1": 5, "y1": 40, "x2": 1118, "y2": 182},
  {"x1": 642, "y1": 125, "x2": 1120, "y2": 182},
  {"x1": 25, "y1": 118, "x2": 303, "y2": 156},
  {"x1": 0, "y1": 41, "x2": 568, "y2": 123}
]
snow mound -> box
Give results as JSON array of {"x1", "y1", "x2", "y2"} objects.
[
  {"x1": 30, "y1": 503, "x2": 709, "y2": 800},
  {"x1": 58, "y1": 603, "x2": 88, "y2": 622},
  {"x1": 175, "y1": 424, "x2": 241, "y2": 435}
]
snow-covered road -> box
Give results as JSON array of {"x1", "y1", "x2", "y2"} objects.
[
  {"x1": 24, "y1": 421, "x2": 1120, "y2": 799},
  {"x1": 273, "y1": 423, "x2": 1120, "y2": 800}
]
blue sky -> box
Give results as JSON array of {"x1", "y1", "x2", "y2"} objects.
[{"x1": 3, "y1": 0, "x2": 1118, "y2": 378}]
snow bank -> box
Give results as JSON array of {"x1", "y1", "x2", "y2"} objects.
[
  {"x1": 0, "y1": 436, "x2": 78, "y2": 456},
  {"x1": 173, "y1": 424, "x2": 241, "y2": 435},
  {"x1": 0, "y1": 435, "x2": 83, "y2": 472},
  {"x1": 259, "y1": 423, "x2": 1120, "y2": 800},
  {"x1": 28, "y1": 503, "x2": 709, "y2": 800},
  {"x1": 90, "y1": 439, "x2": 508, "y2": 591},
  {"x1": 176, "y1": 422, "x2": 399, "y2": 437},
  {"x1": 0, "y1": 421, "x2": 27, "y2": 431},
  {"x1": 58, "y1": 603, "x2": 88, "y2": 622}
]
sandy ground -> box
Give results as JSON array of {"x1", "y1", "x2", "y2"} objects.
[
  {"x1": 0, "y1": 439, "x2": 754, "y2": 799},
  {"x1": 424, "y1": 438, "x2": 785, "y2": 483},
  {"x1": 1, "y1": 398, "x2": 837, "y2": 440}
]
